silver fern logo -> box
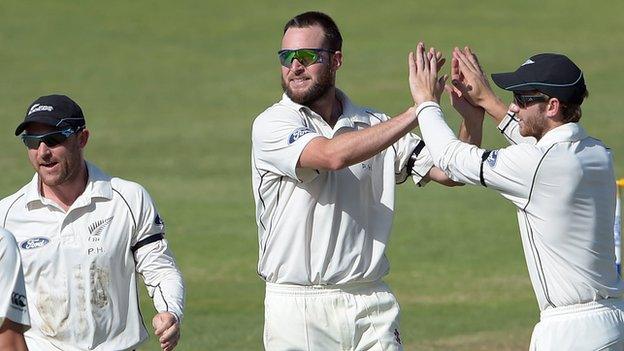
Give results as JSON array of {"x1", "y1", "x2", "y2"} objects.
[{"x1": 89, "y1": 216, "x2": 114, "y2": 236}]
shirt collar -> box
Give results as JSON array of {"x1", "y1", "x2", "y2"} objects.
[
  {"x1": 24, "y1": 161, "x2": 113, "y2": 209},
  {"x1": 279, "y1": 89, "x2": 372, "y2": 129},
  {"x1": 536, "y1": 122, "x2": 587, "y2": 147}
]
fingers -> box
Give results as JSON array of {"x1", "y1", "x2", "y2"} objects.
[
  {"x1": 408, "y1": 51, "x2": 416, "y2": 76},
  {"x1": 464, "y1": 46, "x2": 483, "y2": 72},
  {"x1": 416, "y1": 42, "x2": 425, "y2": 72},
  {"x1": 160, "y1": 323, "x2": 180, "y2": 344}
]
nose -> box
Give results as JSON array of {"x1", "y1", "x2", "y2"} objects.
[
  {"x1": 36, "y1": 140, "x2": 52, "y2": 155},
  {"x1": 290, "y1": 59, "x2": 305, "y2": 73}
]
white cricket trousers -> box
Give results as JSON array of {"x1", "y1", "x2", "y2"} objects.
[
  {"x1": 530, "y1": 298, "x2": 624, "y2": 350},
  {"x1": 264, "y1": 280, "x2": 403, "y2": 351}
]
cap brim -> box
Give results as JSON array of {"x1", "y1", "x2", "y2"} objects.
[
  {"x1": 491, "y1": 72, "x2": 539, "y2": 92},
  {"x1": 14, "y1": 116, "x2": 64, "y2": 135}
]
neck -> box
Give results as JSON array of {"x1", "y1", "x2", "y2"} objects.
[
  {"x1": 308, "y1": 87, "x2": 342, "y2": 127},
  {"x1": 40, "y1": 163, "x2": 88, "y2": 211},
  {"x1": 537, "y1": 120, "x2": 566, "y2": 140}
]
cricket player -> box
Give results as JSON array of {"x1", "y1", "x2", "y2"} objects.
[
  {"x1": 0, "y1": 228, "x2": 30, "y2": 351},
  {"x1": 408, "y1": 42, "x2": 624, "y2": 350},
  {"x1": 0, "y1": 94, "x2": 185, "y2": 351},
  {"x1": 251, "y1": 12, "x2": 478, "y2": 351}
]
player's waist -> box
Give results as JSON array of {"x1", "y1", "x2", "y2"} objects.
[
  {"x1": 266, "y1": 279, "x2": 388, "y2": 296},
  {"x1": 540, "y1": 297, "x2": 624, "y2": 320}
]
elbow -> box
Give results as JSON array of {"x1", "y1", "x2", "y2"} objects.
[{"x1": 325, "y1": 156, "x2": 348, "y2": 171}]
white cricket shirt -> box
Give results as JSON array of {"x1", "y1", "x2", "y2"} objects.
[
  {"x1": 0, "y1": 228, "x2": 30, "y2": 328},
  {"x1": 0, "y1": 162, "x2": 184, "y2": 351},
  {"x1": 418, "y1": 102, "x2": 624, "y2": 311},
  {"x1": 252, "y1": 90, "x2": 434, "y2": 285}
]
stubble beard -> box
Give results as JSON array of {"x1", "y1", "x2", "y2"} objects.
[
  {"x1": 37, "y1": 146, "x2": 84, "y2": 189},
  {"x1": 282, "y1": 66, "x2": 334, "y2": 106},
  {"x1": 519, "y1": 105, "x2": 548, "y2": 139}
]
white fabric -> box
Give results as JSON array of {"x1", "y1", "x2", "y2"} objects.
[
  {"x1": 252, "y1": 90, "x2": 434, "y2": 285},
  {"x1": 0, "y1": 162, "x2": 184, "y2": 351},
  {"x1": 0, "y1": 228, "x2": 30, "y2": 328},
  {"x1": 264, "y1": 281, "x2": 403, "y2": 351},
  {"x1": 417, "y1": 101, "x2": 624, "y2": 311},
  {"x1": 529, "y1": 299, "x2": 624, "y2": 350}
]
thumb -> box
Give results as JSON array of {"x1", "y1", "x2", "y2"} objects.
[{"x1": 153, "y1": 314, "x2": 165, "y2": 335}]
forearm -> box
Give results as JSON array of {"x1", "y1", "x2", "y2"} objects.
[
  {"x1": 480, "y1": 94, "x2": 508, "y2": 124},
  {"x1": 299, "y1": 107, "x2": 419, "y2": 170},
  {"x1": 0, "y1": 320, "x2": 28, "y2": 351},
  {"x1": 136, "y1": 241, "x2": 186, "y2": 321},
  {"x1": 458, "y1": 118, "x2": 484, "y2": 147},
  {"x1": 417, "y1": 102, "x2": 457, "y2": 164}
]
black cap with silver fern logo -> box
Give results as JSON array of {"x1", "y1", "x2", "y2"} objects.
[{"x1": 15, "y1": 94, "x2": 86, "y2": 135}]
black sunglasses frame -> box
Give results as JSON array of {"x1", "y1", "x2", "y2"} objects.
[
  {"x1": 513, "y1": 93, "x2": 550, "y2": 108},
  {"x1": 21, "y1": 126, "x2": 84, "y2": 149}
]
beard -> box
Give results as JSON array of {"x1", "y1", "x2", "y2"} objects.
[{"x1": 281, "y1": 66, "x2": 334, "y2": 106}]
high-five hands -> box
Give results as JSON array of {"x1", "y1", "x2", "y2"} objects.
[
  {"x1": 408, "y1": 42, "x2": 448, "y2": 106},
  {"x1": 451, "y1": 47, "x2": 495, "y2": 108}
]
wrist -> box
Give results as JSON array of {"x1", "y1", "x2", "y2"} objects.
[
  {"x1": 415, "y1": 95, "x2": 437, "y2": 106},
  {"x1": 167, "y1": 311, "x2": 181, "y2": 325},
  {"x1": 480, "y1": 94, "x2": 504, "y2": 114}
]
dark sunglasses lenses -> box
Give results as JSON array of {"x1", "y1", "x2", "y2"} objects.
[
  {"x1": 278, "y1": 49, "x2": 322, "y2": 68},
  {"x1": 513, "y1": 94, "x2": 548, "y2": 108},
  {"x1": 21, "y1": 129, "x2": 74, "y2": 149}
]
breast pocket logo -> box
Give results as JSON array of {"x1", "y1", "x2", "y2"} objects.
[
  {"x1": 20, "y1": 237, "x2": 50, "y2": 250},
  {"x1": 288, "y1": 127, "x2": 313, "y2": 144}
]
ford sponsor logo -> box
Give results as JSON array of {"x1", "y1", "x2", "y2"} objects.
[{"x1": 20, "y1": 237, "x2": 50, "y2": 250}]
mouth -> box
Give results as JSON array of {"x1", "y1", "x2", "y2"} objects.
[
  {"x1": 289, "y1": 76, "x2": 310, "y2": 88},
  {"x1": 40, "y1": 161, "x2": 59, "y2": 170}
]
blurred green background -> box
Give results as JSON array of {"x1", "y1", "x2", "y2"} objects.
[{"x1": 1, "y1": 1, "x2": 622, "y2": 350}]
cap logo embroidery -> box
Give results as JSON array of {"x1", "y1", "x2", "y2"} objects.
[
  {"x1": 28, "y1": 104, "x2": 54, "y2": 115},
  {"x1": 521, "y1": 59, "x2": 535, "y2": 66}
]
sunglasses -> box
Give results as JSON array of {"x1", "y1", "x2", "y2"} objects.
[
  {"x1": 513, "y1": 93, "x2": 550, "y2": 108},
  {"x1": 21, "y1": 127, "x2": 83, "y2": 149},
  {"x1": 278, "y1": 48, "x2": 334, "y2": 68}
]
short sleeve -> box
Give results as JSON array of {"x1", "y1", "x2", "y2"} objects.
[
  {"x1": 394, "y1": 132, "x2": 434, "y2": 186},
  {"x1": 252, "y1": 106, "x2": 322, "y2": 182},
  {"x1": 0, "y1": 230, "x2": 30, "y2": 328}
]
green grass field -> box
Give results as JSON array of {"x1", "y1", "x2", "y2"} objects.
[{"x1": 1, "y1": 1, "x2": 623, "y2": 350}]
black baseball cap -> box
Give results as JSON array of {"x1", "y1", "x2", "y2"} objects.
[
  {"x1": 491, "y1": 53, "x2": 587, "y2": 104},
  {"x1": 15, "y1": 94, "x2": 86, "y2": 136}
]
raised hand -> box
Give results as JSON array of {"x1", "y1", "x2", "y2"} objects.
[
  {"x1": 451, "y1": 46, "x2": 495, "y2": 107},
  {"x1": 445, "y1": 84, "x2": 485, "y2": 122},
  {"x1": 409, "y1": 42, "x2": 447, "y2": 105}
]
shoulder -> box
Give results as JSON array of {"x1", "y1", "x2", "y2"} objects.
[
  {"x1": 109, "y1": 177, "x2": 155, "y2": 206},
  {"x1": 360, "y1": 107, "x2": 389, "y2": 124},
  {"x1": 490, "y1": 143, "x2": 546, "y2": 169},
  {"x1": 0, "y1": 185, "x2": 29, "y2": 218},
  {"x1": 0, "y1": 228, "x2": 19, "y2": 258},
  {"x1": 253, "y1": 101, "x2": 305, "y2": 127}
]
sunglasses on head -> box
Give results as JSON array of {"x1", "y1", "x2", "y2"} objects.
[
  {"x1": 513, "y1": 93, "x2": 550, "y2": 108},
  {"x1": 278, "y1": 48, "x2": 334, "y2": 68},
  {"x1": 21, "y1": 126, "x2": 84, "y2": 149}
]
